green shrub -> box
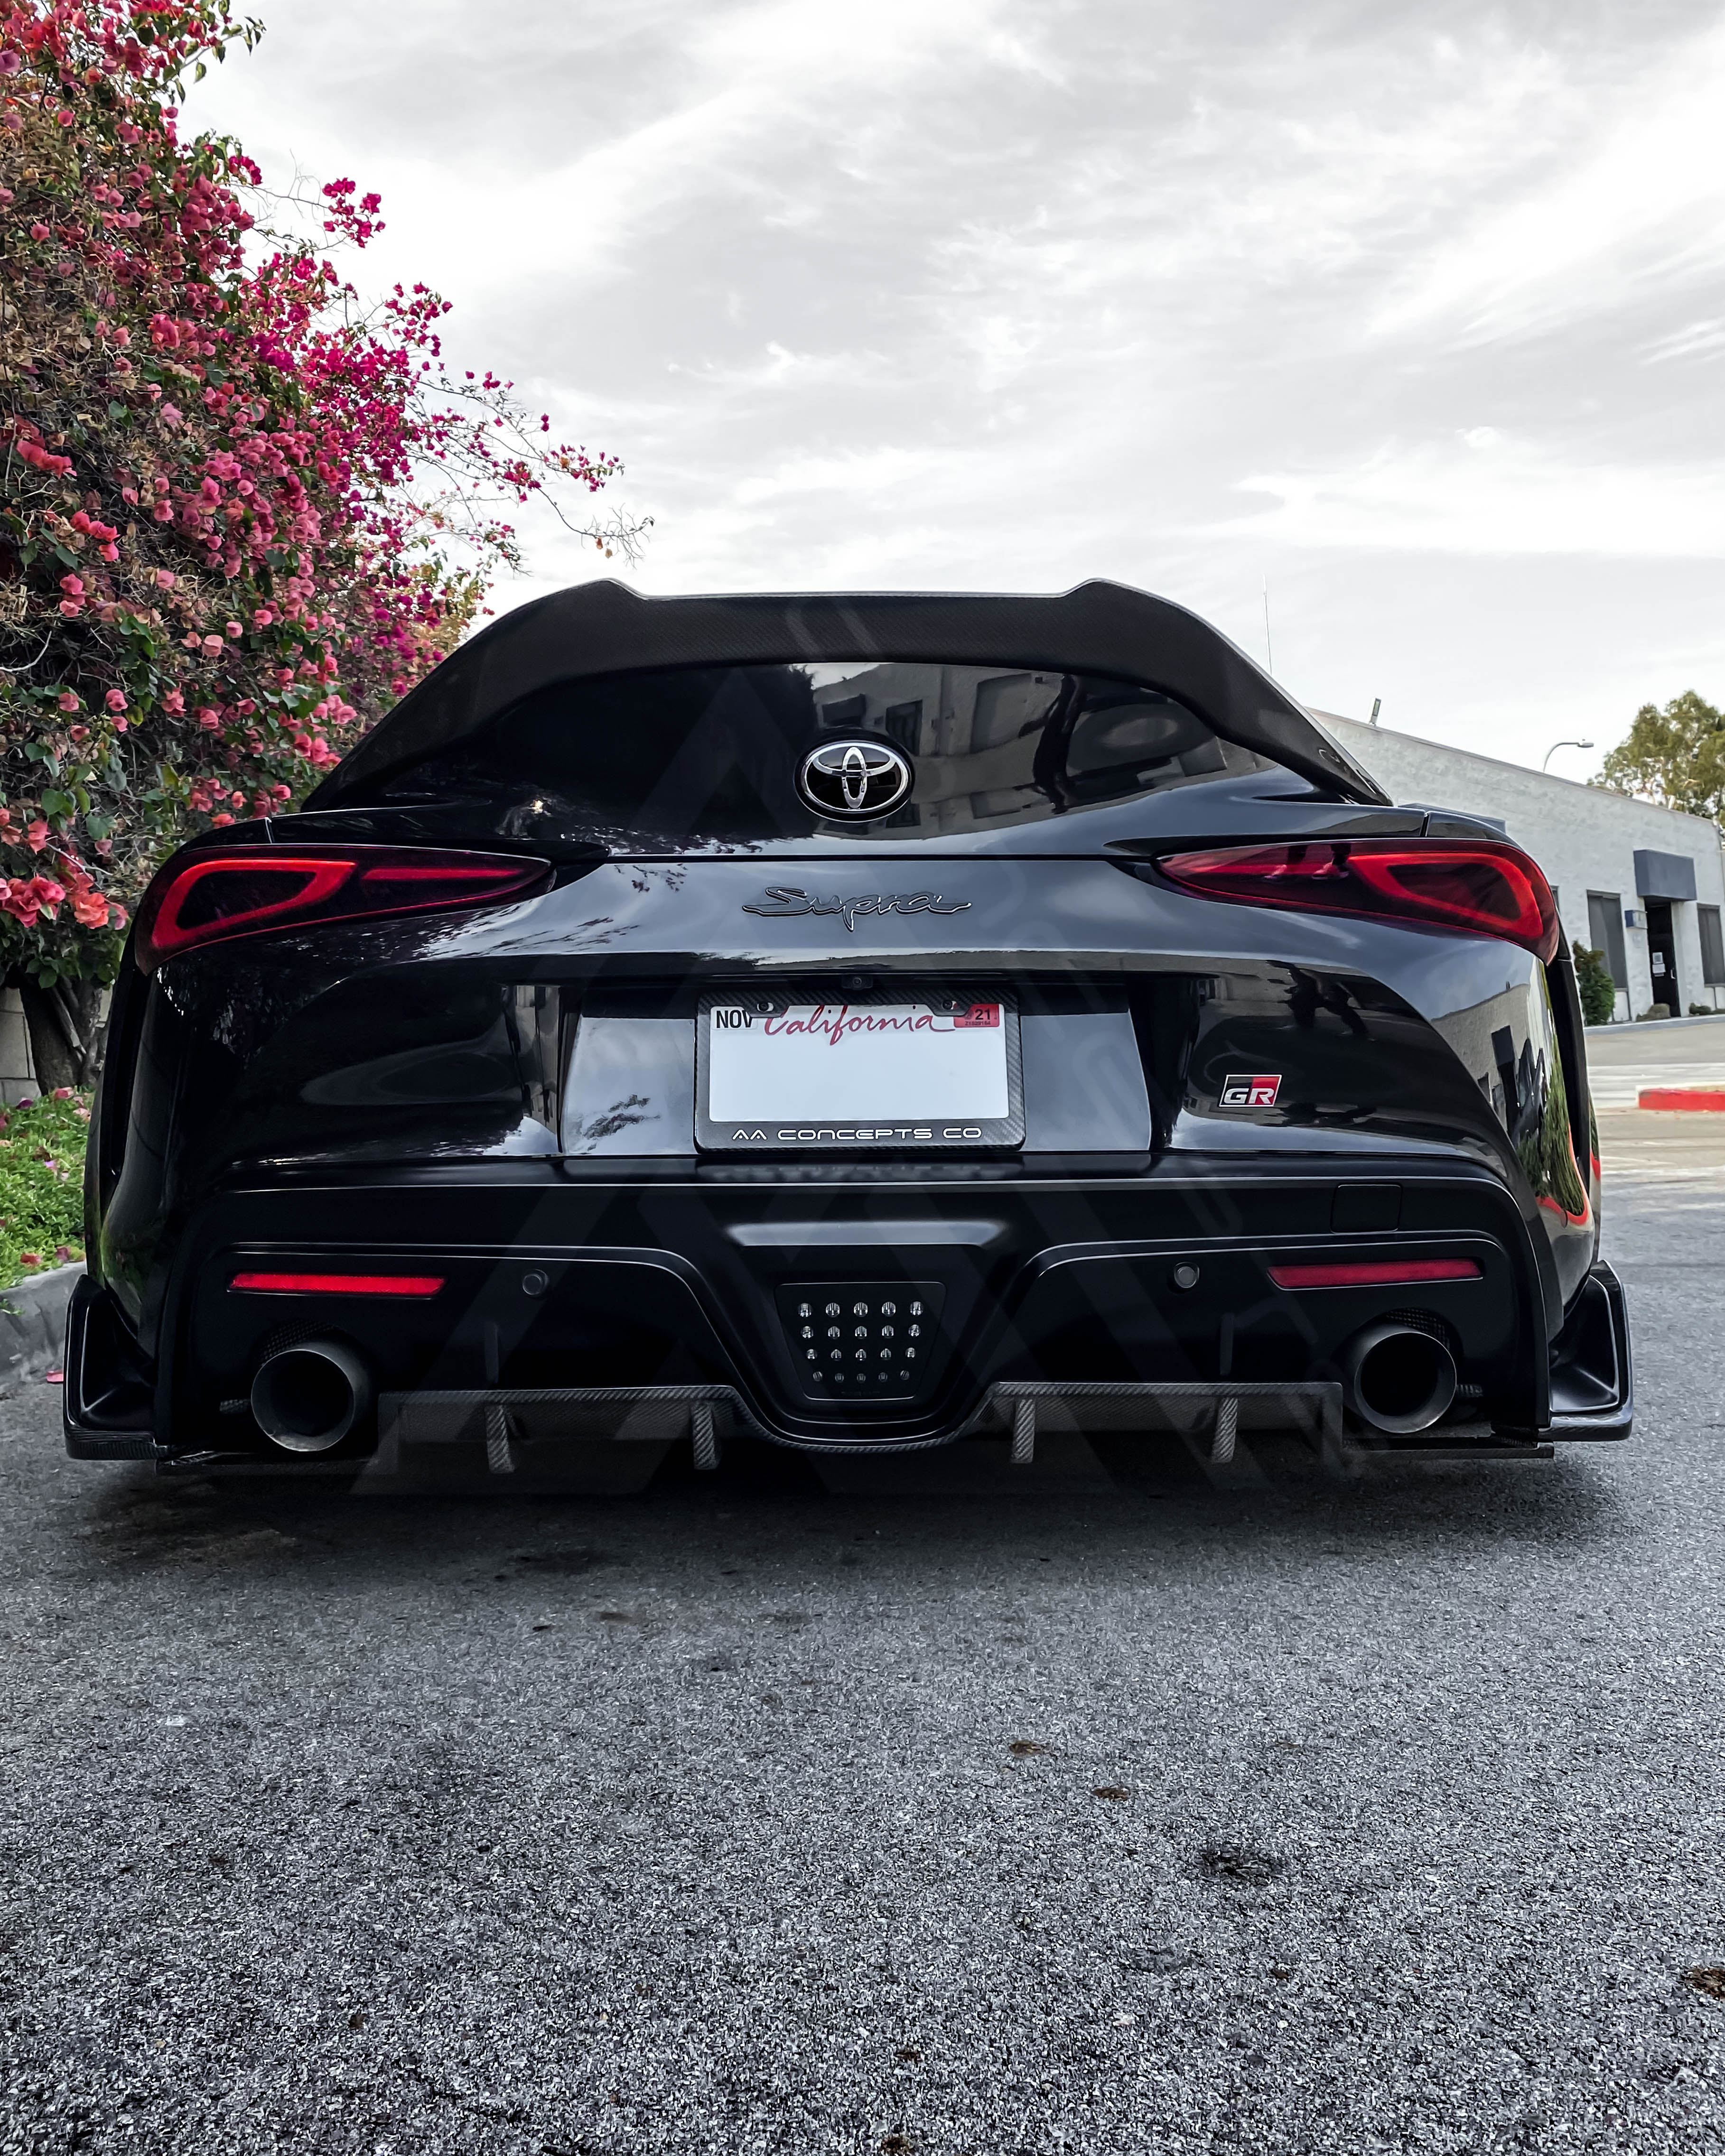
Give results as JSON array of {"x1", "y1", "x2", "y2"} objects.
[
  {"x1": 0, "y1": 1090, "x2": 89, "y2": 1290},
  {"x1": 1573, "y1": 945, "x2": 1618, "y2": 1026}
]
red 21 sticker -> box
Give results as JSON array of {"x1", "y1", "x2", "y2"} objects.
[
  {"x1": 1221, "y1": 1072, "x2": 1282, "y2": 1106},
  {"x1": 952, "y1": 1003, "x2": 1001, "y2": 1029}
]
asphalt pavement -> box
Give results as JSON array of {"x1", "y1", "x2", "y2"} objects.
[
  {"x1": 4, "y1": 1138, "x2": 1725, "y2": 2154},
  {"x1": 1584, "y1": 1013, "x2": 1725, "y2": 1107}
]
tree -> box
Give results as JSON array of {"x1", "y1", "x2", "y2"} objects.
[
  {"x1": 0, "y1": 0, "x2": 641, "y2": 1086},
  {"x1": 1595, "y1": 691, "x2": 1725, "y2": 827}
]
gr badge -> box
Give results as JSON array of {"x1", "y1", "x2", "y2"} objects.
[{"x1": 1221, "y1": 1072, "x2": 1282, "y2": 1107}]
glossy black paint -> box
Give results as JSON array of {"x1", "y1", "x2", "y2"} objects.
[{"x1": 69, "y1": 581, "x2": 1629, "y2": 1469}]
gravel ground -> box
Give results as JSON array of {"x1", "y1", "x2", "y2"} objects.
[{"x1": 3, "y1": 1171, "x2": 1725, "y2": 2155}]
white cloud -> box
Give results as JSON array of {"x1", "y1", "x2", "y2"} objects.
[
  {"x1": 1371, "y1": 16, "x2": 1725, "y2": 345},
  {"x1": 1231, "y1": 432, "x2": 1725, "y2": 560},
  {"x1": 179, "y1": 0, "x2": 1725, "y2": 772}
]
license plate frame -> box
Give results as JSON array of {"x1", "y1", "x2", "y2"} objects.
[{"x1": 695, "y1": 989, "x2": 1024, "y2": 1152}]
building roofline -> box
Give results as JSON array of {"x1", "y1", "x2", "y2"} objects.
[{"x1": 1312, "y1": 709, "x2": 1723, "y2": 837}]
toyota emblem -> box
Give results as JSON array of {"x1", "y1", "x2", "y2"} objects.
[{"x1": 797, "y1": 737, "x2": 914, "y2": 820}]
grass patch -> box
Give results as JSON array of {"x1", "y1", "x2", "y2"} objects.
[{"x1": 0, "y1": 1089, "x2": 89, "y2": 1290}]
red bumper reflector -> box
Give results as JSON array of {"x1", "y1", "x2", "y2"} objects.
[
  {"x1": 229, "y1": 1271, "x2": 445, "y2": 1298},
  {"x1": 1269, "y1": 1258, "x2": 1482, "y2": 1290}
]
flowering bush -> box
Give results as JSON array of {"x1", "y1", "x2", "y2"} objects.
[
  {"x1": 0, "y1": 0, "x2": 639, "y2": 1083},
  {"x1": 0, "y1": 1084, "x2": 88, "y2": 1286}
]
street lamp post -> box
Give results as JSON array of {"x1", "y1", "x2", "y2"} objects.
[{"x1": 1542, "y1": 739, "x2": 1594, "y2": 773}]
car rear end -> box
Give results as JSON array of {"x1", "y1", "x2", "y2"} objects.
[{"x1": 65, "y1": 581, "x2": 1631, "y2": 1480}]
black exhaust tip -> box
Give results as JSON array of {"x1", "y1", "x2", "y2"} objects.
[
  {"x1": 1341, "y1": 1321, "x2": 1457, "y2": 1435},
  {"x1": 250, "y1": 1338, "x2": 372, "y2": 1455}
]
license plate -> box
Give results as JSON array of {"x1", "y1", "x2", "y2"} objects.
[{"x1": 696, "y1": 993, "x2": 1023, "y2": 1151}]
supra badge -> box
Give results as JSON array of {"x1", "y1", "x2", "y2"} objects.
[
  {"x1": 743, "y1": 886, "x2": 970, "y2": 933},
  {"x1": 1221, "y1": 1072, "x2": 1282, "y2": 1107}
]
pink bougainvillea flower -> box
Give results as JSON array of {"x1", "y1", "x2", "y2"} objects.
[{"x1": 0, "y1": 0, "x2": 631, "y2": 1010}]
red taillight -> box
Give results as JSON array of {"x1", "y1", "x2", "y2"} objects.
[
  {"x1": 1269, "y1": 1258, "x2": 1482, "y2": 1290},
  {"x1": 230, "y1": 1271, "x2": 446, "y2": 1297},
  {"x1": 135, "y1": 845, "x2": 549, "y2": 970},
  {"x1": 1156, "y1": 839, "x2": 1558, "y2": 962}
]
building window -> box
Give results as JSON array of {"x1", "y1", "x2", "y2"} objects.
[
  {"x1": 1701, "y1": 905, "x2": 1725, "y2": 985},
  {"x1": 1587, "y1": 891, "x2": 1628, "y2": 988}
]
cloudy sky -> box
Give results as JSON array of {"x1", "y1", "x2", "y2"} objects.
[{"x1": 183, "y1": 0, "x2": 1725, "y2": 777}]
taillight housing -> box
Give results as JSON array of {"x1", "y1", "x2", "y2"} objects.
[
  {"x1": 134, "y1": 845, "x2": 550, "y2": 971},
  {"x1": 1154, "y1": 839, "x2": 1559, "y2": 963}
]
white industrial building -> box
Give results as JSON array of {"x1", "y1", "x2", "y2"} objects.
[{"x1": 1318, "y1": 712, "x2": 1725, "y2": 1025}]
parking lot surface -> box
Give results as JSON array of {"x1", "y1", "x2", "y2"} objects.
[{"x1": 4, "y1": 1145, "x2": 1724, "y2": 2155}]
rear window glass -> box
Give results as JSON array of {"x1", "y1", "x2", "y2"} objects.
[{"x1": 368, "y1": 660, "x2": 1276, "y2": 841}]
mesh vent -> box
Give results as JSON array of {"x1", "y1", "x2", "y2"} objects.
[
  {"x1": 1383, "y1": 1307, "x2": 1459, "y2": 1357},
  {"x1": 258, "y1": 1320, "x2": 339, "y2": 1362}
]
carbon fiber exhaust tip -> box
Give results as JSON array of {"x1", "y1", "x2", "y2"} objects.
[
  {"x1": 1341, "y1": 1322, "x2": 1458, "y2": 1435},
  {"x1": 250, "y1": 1338, "x2": 372, "y2": 1455}
]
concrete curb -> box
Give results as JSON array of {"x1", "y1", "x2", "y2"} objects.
[
  {"x1": 1639, "y1": 1088, "x2": 1725, "y2": 1112},
  {"x1": 1587, "y1": 1013, "x2": 1725, "y2": 1035},
  {"x1": 0, "y1": 1262, "x2": 83, "y2": 1398}
]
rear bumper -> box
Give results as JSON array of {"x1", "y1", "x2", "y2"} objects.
[
  {"x1": 65, "y1": 1156, "x2": 1632, "y2": 1461},
  {"x1": 1546, "y1": 1257, "x2": 1633, "y2": 1441}
]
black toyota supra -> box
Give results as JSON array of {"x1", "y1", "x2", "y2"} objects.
[{"x1": 65, "y1": 579, "x2": 1632, "y2": 1481}]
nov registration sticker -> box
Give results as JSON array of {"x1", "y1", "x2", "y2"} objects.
[{"x1": 696, "y1": 992, "x2": 1024, "y2": 1152}]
